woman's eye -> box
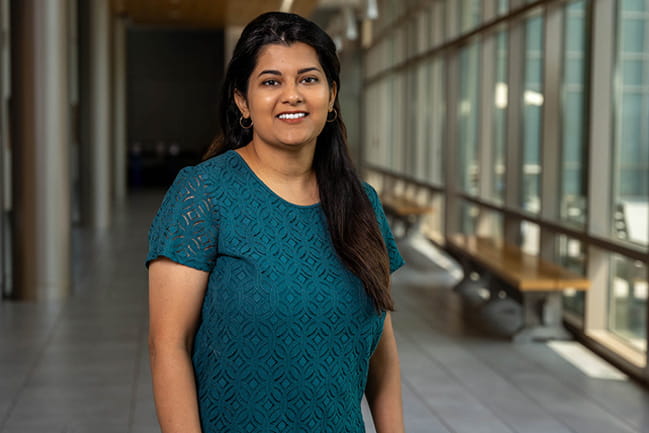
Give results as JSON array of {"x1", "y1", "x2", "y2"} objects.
[
  {"x1": 262, "y1": 79, "x2": 280, "y2": 86},
  {"x1": 302, "y1": 76, "x2": 319, "y2": 84}
]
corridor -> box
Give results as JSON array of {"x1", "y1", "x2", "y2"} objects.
[{"x1": 1, "y1": 192, "x2": 647, "y2": 433}]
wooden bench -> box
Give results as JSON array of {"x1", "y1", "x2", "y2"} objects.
[
  {"x1": 380, "y1": 194, "x2": 433, "y2": 237},
  {"x1": 446, "y1": 234, "x2": 590, "y2": 342}
]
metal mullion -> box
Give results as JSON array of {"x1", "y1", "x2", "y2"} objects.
[
  {"x1": 539, "y1": 1, "x2": 563, "y2": 262},
  {"x1": 477, "y1": 29, "x2": 496, "y2": 236},
  {"x1": 365, "y1": 0, "x2": 559, "y2": 86},
  {"x1": 504, "y1": 18, "x2": 525, "y2": 244},
  {"x1": 586, "y1": 0, "x2": 616, "y2": 333},
  {"x1": 482, "y1": 0, "x2": 498, "y2": 22},
  {"x1": 444, "y1": 50, "x2": 460, "y2": 236}
]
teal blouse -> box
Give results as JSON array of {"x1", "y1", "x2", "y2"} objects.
[{"x1": 147, "y1": 150, "x2": 404, "y2": 433}]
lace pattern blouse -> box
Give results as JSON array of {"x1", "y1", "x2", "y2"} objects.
[{"x1": 147, "y1": 150, "x2": 404, "y2": 433}]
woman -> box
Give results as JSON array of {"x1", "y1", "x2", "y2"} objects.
[{"x1": 147, "y1": 11, "x2": 405, "y2": 433}]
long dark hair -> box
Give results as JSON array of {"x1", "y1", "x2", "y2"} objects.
[{"x1": 204, "y1": 12, "x2": 393, "y2": 312}]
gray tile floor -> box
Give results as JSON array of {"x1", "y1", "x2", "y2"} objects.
[{"x1": 1, "y1": 191, "x2": 648, "y2": 433}]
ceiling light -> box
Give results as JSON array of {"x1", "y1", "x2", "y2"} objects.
[
  {"x1": 365, "y1": 0, "x2": 378, "y2": 20},
  {"x1": 343, "y1": 6, "x2": 357, "y2": 40},
  {"x1": 280, "y1": 0, "x2": 294, "y2": 12}
]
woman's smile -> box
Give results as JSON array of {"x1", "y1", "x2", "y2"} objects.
[{"x1": 234, "y1": 42, "x2": 336, "y2": 151}]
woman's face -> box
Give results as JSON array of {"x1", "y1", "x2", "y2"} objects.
[{"x1": 234, "y1": 42, "x2": 337, "y2": 152}]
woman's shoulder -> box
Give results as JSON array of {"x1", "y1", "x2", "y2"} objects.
[
  {"x1": 175, "y1": 151, "x2": 238, "y2": 182},
  {"x1": 166, "y1": 151, "x2": 239, "y2": 199},
  {"x1": 193, "y1": 150, "x2": 238, "y2": 174},
  {"x1": 361, "y1": 182, "x2": 380, "y2": 205}
]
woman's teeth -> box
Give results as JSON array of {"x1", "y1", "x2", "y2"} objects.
[{"x1": 278, "y1": 113, "x2": 306, "y2": 119}]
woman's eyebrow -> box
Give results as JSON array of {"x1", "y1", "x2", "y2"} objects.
[
  {"x1": 258, "y1": 69, "x2": 281, "y2": 77},
  {"x1": 257, "y1": 67, "x2": 322, "y2": 77}
]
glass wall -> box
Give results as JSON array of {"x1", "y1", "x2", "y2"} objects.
[
  {"x1": 492, "y1": 31, "x2": 508, "y2": 204},
  {"x1": 561, "y1": 0, "x2": 588, "y2": 227},
  {"x1": 558, "y1": 235, "x2": 587, "y2": 318},
  {"x1": 362, "y1": 0, "x2": 649, "y2": 380},
  {"x1": 459, "y1": 0, "x2": 481, "y2": 33},
  {"x1": 609, "y1": 254, "x2": 647, "y2": 351},
  {"x1": 522, "y1": 14, "x2": 544, "y2": 214},
  {"x1": 613, "y1": 0, "x2": 649, "y2": 247},
  {"x1": 458, "y1": 42, "x2": 480, "y2": 196},
  {"x1": 427, "y1": 59, "x2": 445, "y2": 186}
]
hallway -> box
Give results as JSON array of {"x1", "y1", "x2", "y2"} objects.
[{"x1": 0, "y1": 191, "x2": 648, "y2": 433}]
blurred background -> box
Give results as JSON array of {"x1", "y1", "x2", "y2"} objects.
[{"x1": 0, "y1": 1, "x2": 648, "y2": 431}]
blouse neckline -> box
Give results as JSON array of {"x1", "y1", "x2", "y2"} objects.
[{"x1": 228, "y1": 150, "x2": 321, "y2": 210}]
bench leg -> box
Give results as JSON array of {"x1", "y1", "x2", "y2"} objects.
[
  {"x1": 513, "y1": 292, "x2": 572, "y2": 343},
  {"x1": 403, "y1": 215, "x2": 423, "y2": 238}
]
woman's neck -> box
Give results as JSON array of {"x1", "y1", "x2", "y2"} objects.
[{"x1": 235, "y1": 141, "x2": 320, "y2": 205}]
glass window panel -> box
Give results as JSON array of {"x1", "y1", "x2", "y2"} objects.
[
  {"x1": 492, "y1": 31, "x2": 508, "y2": 204},
  {"x1": 422, "y1": 193, "x2": 445, "y2": 244},
  {"x1": 520, "y1": 220, "x2": 540, "y2": 255},
  {"x1": 622, "y1": 19, "x2": 647, "y2": 52},
  {"x1": 460, "y1": 200, "x2": 480, "y2": 235},
  {"x1": 459, "y1": 0, "x2": 482, "y2": 33},
  {"x1": 430, "y1": 1, "x2": 446, "y2": 46},
  {"x1": 405, "y1": 68, "x2": 417, "y2": 177},
  {"x1": 557, "y1": 235, "x2": 587, "y2": 318},
  {"x1": 622, "y1": 0, "x2": 647, "y2": 11},
  {"x1": 392, "y1": 72, "x2": 406, "y2": 172},
  {"x1": 458, "y1": 43, "x2": 481, "y2": 195},
  {"x1": 560, "y1": 0, "x2": 587, "y2": 227},
  {"x1": 522, "y1": 15, "x2": 544, "y2": 214},
  {"x1": 622, "y1": 59, "x2": 646, "y2": 83},
  {"x1": 414, "y1": 63, "x2": 428, "y2": 181},
  {"x1": 428, "y1": 58, "x2": 445, "y2": 186},
  {"x1": 417, "y1": 10, "x2": 428, "y2": 54},
  {"x1": 609, "y1": 254, "x2": 647, "y2": 353},
  {"x1": 498, "y1": 0, "x2": 509, "y2": 15},
  {"x1": 613, "y1": 1, "x2": 649, "y2": 247},
  {"x1": 476, "y1": 209, "x2": 504, "y2": 241}
]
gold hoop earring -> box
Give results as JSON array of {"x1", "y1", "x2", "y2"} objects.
[
  {"x1": 327, "y1": 108, "x2": 338, "y2": 123},
  {"x1": 240, "y1": 116, "x2": 253, "y2": 129}
]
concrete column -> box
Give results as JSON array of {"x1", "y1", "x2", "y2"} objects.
[
  {"x1": 89, "y1": 0, "x2": 112, "y2": 228},
  {"x1": 113, "y1": 15, "x2": 127, "y2": 201},
  {"x1": 12, "y1": 0, "x2": 70, "y2": 300}
]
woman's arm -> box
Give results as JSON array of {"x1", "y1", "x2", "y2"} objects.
[
  {"x1": 365, "y1": 312, "x2": 405, "y2": 433},
  {"x1": 148, "y1": 257, "x2": 208, "y2": 433}
]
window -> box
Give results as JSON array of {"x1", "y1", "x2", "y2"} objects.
[
  {"x1": 413, "y1": 64, "x2": 428, "y2": 182},
  {"x1": 609, "y1": 254, "x2": 647, "y2": 352},
  {"x1": 422, "y1": 193, "x2": 445, "y2": 244},
  {"x1": 477, "y1": 209, "x2": 504, "y2": 241},
  {"x1": 492, "y1": 31, "x2": 508, "y2": 204},
  {"x1": 498, "y1": 0, "x2": 509, "y2": 15},
  {"x1": 459, "y1": 0, "x2": 482, "y2": 33},
  {"x1": 430, "y1": 1, "x2": 446, "y2": 47},
  {"x1": 460, "y1": 200, "x2": 480, "y2": 235},
  {"x1": 428, "y1": 58, "x2": 445, "y2": 186},
  {"x1": 458, "y1": 42, "x2": 481, "y2": 195},
  {"x1": 613, "y1": 0, "x2": 649, "y2": 246},
  {"x1": 522, "y1": 15, "x2": 544, "y2": 214},
  {"x1": 557, "y1": 235, "x2": 587, "y2": 318},
  {"x1": 391, "y1": 73, "x2": 406, "y2": 172},
  {"x1": 561, "y1": 0, "x2": 588, "y2": 227},
  {"x1": 521, "y1": 221, "x2": 540, "y2": 255}
]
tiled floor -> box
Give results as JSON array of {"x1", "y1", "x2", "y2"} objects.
[{"x1": 1, "y1": 191, "x2": 648, "y2": 433}]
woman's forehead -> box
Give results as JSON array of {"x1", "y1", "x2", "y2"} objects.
[{"x1": 254, "y1": 42, "x2": 322, "y2": 72}]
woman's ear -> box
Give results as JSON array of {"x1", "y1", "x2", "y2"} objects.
[
  {"x1": 234, "y1": 90, "x2": 249, "y2": 118},
  {"x1": 329, "y1": 82, "x2": 338, "y2": 107}
]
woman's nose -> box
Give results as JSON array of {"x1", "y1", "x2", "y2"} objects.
[{"x1": 283, "y1": 82, "x2": 303, "y2": 104}]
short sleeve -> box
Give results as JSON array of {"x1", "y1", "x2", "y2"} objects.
[
  {"x1": 363, "y1": 183, "x2": 405, "y2": 274},
  {"x1": 146, "y1": 166, "x2": 219, "y2": 272}
]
